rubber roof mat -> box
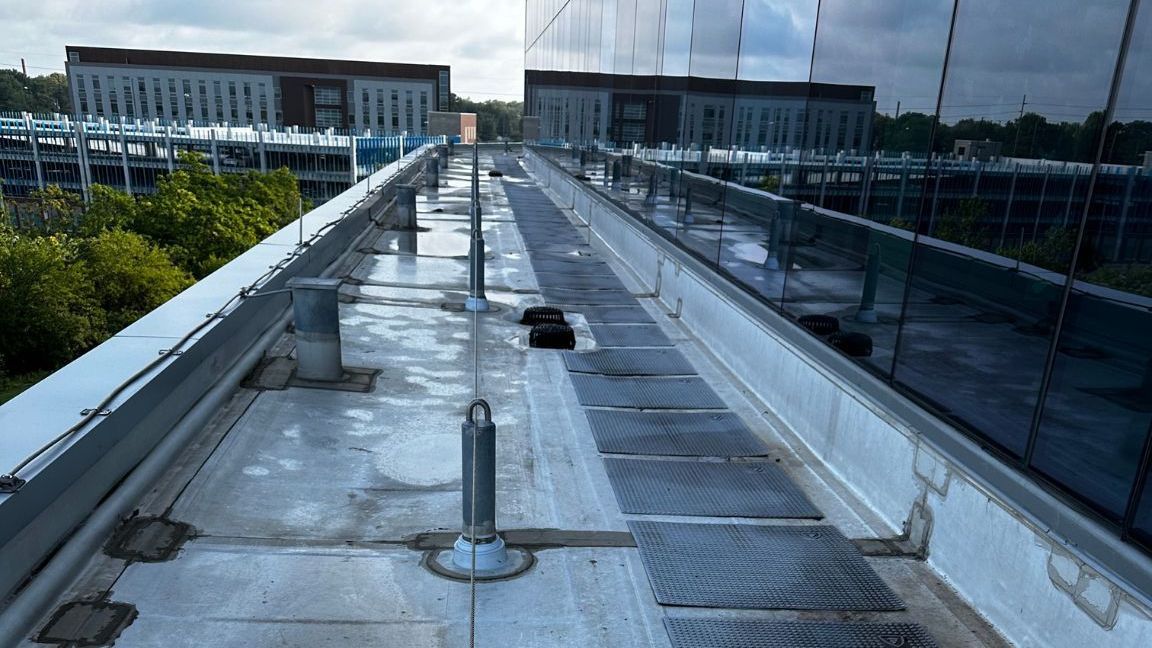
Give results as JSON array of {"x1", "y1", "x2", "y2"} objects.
[
  {"x1": 541, "y1": 287, "x2": 638, "y2": 305},
  {"x1": 534, "y1": 273, "x2": 626, "y2": 291},
  {"x1": 553, "y1": 305, "x2": 655, "y2": 323},
  {"x1": 603, "y1": 458, "x2": 821, "y2": 518},
  {"x1": 628, "y1": 521, "x2": 904, "y2": 611},
  {"x1": 664, "y1": 619, "x2": 939, "y2": 648},
  {"x1": 588, "y1": 324, "x2": 672, "y2": 347},
  {"x1": 564, "y1": 348, "x2": 695, "y2": 376},
  {"x1": 584, "y1": 410, "x2": 768, "y2": 456},
  {"x1": 569, "y1": 375, "x2": 726, "y2": 409}
]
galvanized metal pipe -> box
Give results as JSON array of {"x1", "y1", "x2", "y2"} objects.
[{"x1": 286, "y1": 278, "x2": 344, "y2": 382}]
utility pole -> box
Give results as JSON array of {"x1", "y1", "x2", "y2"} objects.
[
  {"x1": 1011, "y1": 94, "x2": 1027, "y2": 157},
  {"x1": 894, "y1": 100, "x2": 901, "y2": 119},
  {"x1": 20, "y1": 58, "x2": 26, "y2": 76}
]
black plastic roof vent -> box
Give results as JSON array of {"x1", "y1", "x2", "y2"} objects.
[
  {"x1": 798, "y1": 314, "x2": 840, "y2": 336},
  {"x1": 521, "y1": 306, "x2": 567, "y2": 326},
  {"x1": 829, "y1": 331, "x2": 873, "y2": 358},
  {"x1": 530, "y1": 323, "x2": 576, "y2": 350}
]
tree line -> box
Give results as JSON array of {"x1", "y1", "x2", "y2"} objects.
[
  {"x1": 0, "y1": 153, "x2": 307, "y2": 400},
  {"x1": 0, "y1": 70, "x2": 71, "y2": 114},
  {"x1": 873, "y1": 111, "x2": 1152, "y2": 166},
  {"x1": 451, "y1": 93, "x2": 523, "y2": 142}
]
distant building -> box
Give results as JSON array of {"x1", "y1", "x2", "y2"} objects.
[
  {"x1": 427, "y1": 111, "x2": 478, "y2": 144},
  {"x1": 526, "y1": 71, "x2": 875, "y2": 152},
  {"x1": 954, "y1": 139, "x2": 1002, "y2": 162},
  {"x1": 1144, "y1": 150, "x2": 1152, "y2": 170},
  {"x1": 65, "y1": 46, "x2": 451, "y2": 132}
]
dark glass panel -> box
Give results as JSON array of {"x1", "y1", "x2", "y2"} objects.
[
  {"x1": 894, "y1": 0, "x2": 1128, "y2": 458},
  {"x1": 1037, "y1": 0, "x2": 1152, "y2": 524}
]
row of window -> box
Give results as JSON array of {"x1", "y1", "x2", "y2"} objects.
[{"x1": 74, "y1": 73, "x2": 275, "y2": 126}]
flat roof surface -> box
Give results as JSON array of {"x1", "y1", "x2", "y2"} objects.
[{"x1": 17, "y1": 150, "x2": 1005, "y2": 647}]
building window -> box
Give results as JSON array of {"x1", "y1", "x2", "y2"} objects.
[
  {"x1": 76, "y1": 74, "x2": 89, "y2": 115},
  {"x1": 405, "y1": 90, "x2": 413, "y2": 131},
  {"x1": 137, "y1": 77, "x2": 148, "y2": 118},
  {"x1": 315, "y1": 107, "x2": 342, "y2": 128},
  {"x1": 258, "y1": 82, "x2": 268, "y2": 124},
  {"x1": 438, "y1": 70, "x2": 450, "y2": 111},
  {"x1": 92, "y1": 77, "x2": 103, "y2": 117},
  {"x1": 419, "y1": 91, "x2": 428, "y2": 133},
  {"x1": 362, "y1": 89, "x2": 370, "y2": 129},
  {"x1": 182, "y1": 79, "x2": 193, "y2": 122},
  {"x1": 243, "y1": 82, "x2": 253, "y2": 123},
  {"x1": 107, "y1": 76, "x2": 119, "y2": 115},
  {"x1": 199, "y1": 80, "x2": 209, "y2": 120},
  {"x1": 168, "y1": 79, "x2": 178, "y2": 119},
  {"x1": 123, "y1": 77, "x2": 136, "y2": 118},
  {"x1": 376, "y1": 90, "x2": 385, "y2": 130},
  {"x1": 227, "y1": 81, "x2": 238, "y2": 122},
  {"x1": 213, "y1": 81, "x2": 223, "y2": 122},
  {"x1": 313, "y1": 86, "x2": 341, "y2": 105},
  {"x1": 391, "y1": 90, "x2": 400, "y2": 130}
]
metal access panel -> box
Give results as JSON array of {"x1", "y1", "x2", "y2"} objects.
[
  {"x1": 588, "y1": 324, "x2": 673, "y2": 347},
  {"x1": 564, "y1": 348, "x2": 696, "y2": 376},
  {"x1": 530, "y1": 260, "x2": 618, "y2": 276},
  {"x1": 569, "y1": 375, "x2": 727, "y2": 409},
  {"x1": 603, "y1": 458, "x2": 822, "y2": 518},
  {"x1": 541, "y1": 287, "x2": 638, "y2": 305},
  {"x1": 534, "y1": 274, "x2": 627, "y2": 291},
  {"x1": 549, "y1": 305, "x2": 656, "y2": 324},
  {"x1": 664, "y1": 618, "x2": 939, "y2": 648},
  {"x1": 628, "y1": 521, "x2": 905, "y2": 611},
  {"x1": 584, "y1": 410, "x2": 768, "y2": 456}
]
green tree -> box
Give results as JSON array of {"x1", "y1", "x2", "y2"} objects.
[
  {"x1": 451, "y1": 94, "x2": 523, "y2": 141},
  {"x1": 934, "y1": 198, "x2": 989, "y2": 249},
  {"x1": 132, "y1": 152, "x2": 304, "y2": 277},
  {"x1": 81, "y1": 229, "x2": 193, "y2": 332},
  {"x1": 80, "y1": 183, "x2": 137, "y2": 236},
  {"x1": 0, "y1": 70, "x2": 71, "y2": 114},
  {"x1": 0, "y1": 229, "x2": 103, "y2": 374},
  {"x1": 26, "y1": 184, "x2": 83, "y2": 235}
]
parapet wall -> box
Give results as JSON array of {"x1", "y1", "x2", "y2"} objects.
[{"x1": 0, "y1": 148, "x2": 431, "y2": 605}]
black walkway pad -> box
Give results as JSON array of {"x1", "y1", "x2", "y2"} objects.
[
  {"x1": 554, "y1": 305, "x2": 656, "y2": 323},
  {"x1": 541, "y1": 287, "x2": 638, "y2": 305},
  {"x1": 564, "y1": 348, "x2": 696, "y2": 376},
  {"x1": 628, "y1": 521, "x2": 904, "y2": 611},
  {"x1": 584, "y1": 410, "x2": 768, "y2": 456},
  {"x1": 588, "y1": 324, "x2": 673, "y2": 347},
  {"x1": 603, "y1": 458, "x2": 821, "y2": 518},
  {"x1": 569, "y1": 375, "x2": 726, "y2": 409},
  {"x1": 534, "y1": 273, "x2": 627, "y2": 291},
  {"x1": 664, "y1": 619, "x2": 938, "y2": 648}
]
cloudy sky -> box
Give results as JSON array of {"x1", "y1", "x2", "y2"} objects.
[{"x1": 0, "y1": 0, "x2": 526, "y2": 101}]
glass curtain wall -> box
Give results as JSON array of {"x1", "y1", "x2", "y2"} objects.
[{"x1": 524, "y1": 0, "x2": 1152, "y2": 554}]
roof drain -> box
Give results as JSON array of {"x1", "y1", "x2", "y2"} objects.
[
  {"x1": 520, "y1": 306, "x2": 567, "y2": 326},
  {"x1": 529, "y1": 323, "x2": 576, "y2": 350},
  {"x1": 426, "y1": 399, "x2": 533, "y2": 582}
]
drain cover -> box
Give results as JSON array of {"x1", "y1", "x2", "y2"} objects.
[
  {"x1": 603, "y1": 458, "x2": 821, "y2": 518},
  {"x1": 569, "y1": 375, "x2": 726, "y2": 409},
  {"x1": 584, "y1": 410, "x2": 768, "y2": 456},
  {"x1": 588, "y1": 324, "x2": 673, "y2": 347},
  {"x1": 664, "y1": 619, "x2": 939, "y2": 648},
  {"x1": 629, "y1": 521, "x2": 904, "y2": 610},
  {"x1": 36, "y1": 600, "x2": 138, "y2": 646},
  {"x1": 563, "y1": 348, "x2": 696, "y2": 376}
]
